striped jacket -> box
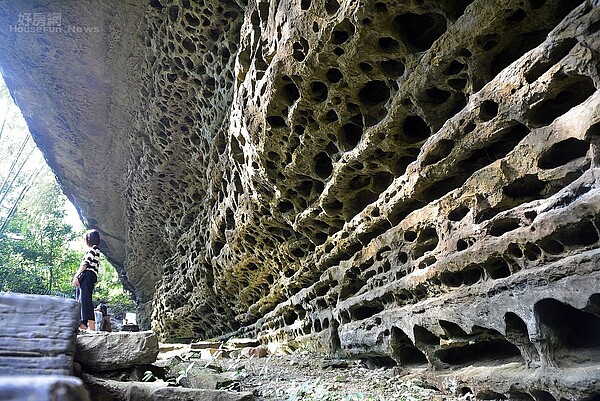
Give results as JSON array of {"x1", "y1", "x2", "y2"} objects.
[{"x1": 82, "y1": 245, "x2": 101, "y2": 275}]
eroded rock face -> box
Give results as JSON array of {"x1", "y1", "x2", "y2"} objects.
[{"x1": 1, "y1": 0, "x2": 600, "y2": 398}]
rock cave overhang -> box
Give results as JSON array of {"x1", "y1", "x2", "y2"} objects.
[{"x1": 1, "y1": 0, "x2": 600, "y2": 399}]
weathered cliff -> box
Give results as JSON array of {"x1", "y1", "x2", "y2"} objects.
[{"x1": 1, "y1": 0, "x2": 600, "y2": 398}]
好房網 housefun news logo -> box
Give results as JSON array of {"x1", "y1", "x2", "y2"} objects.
[{"x1": 9, "y1": 12, "x2": 101, "y2": 34}]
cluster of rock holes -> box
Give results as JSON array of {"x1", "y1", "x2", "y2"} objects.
[{"x1": 264, "y1": 0, "x2": 586, "y2": 250}]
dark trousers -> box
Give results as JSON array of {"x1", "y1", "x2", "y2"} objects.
[{"x1": 76, "y1": 270, "x2": 97, "y2": 325}]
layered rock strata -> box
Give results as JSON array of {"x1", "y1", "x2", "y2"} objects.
[{"x1": 1, "y1": 0, "x2": 600, "y2": 399}]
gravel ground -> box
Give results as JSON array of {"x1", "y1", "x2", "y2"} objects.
[{"x1": 218, "y1": 352, "x2": 461, "y2": 401}]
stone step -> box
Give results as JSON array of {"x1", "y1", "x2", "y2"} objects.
[
  {"x1": 82, "y1": 373, "x2": 253, "y2": 401},
  {"x1": 0, "y1": 293, "x2": 79, "y2": 375},
  {"x1": 0, "y1": 376, "x2": 89, "y2": 401},
  {"x1": 75, "y1": 331, "x2": 159, "y2": 372}
]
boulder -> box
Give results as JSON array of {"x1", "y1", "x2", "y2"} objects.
[
  {"x1": 0, "y1": 293, "x2": 79, "y2": 375},
  {"x1": 76, "y1": 331, "x2": 159, "y2": 372},
  {"x1": 168, "y1": 362, "x2": 241, "y2": 390},
  {"x1": 0, "y1": 376, "x2": 89, "y2": 401}
]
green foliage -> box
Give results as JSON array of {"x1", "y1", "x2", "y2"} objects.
[
  {"x1": 0, "y1": 74, "x2": 135, "y2": 314},
  {"x1": 0, "y1": 173, "x2": 80, "y2": 295}
]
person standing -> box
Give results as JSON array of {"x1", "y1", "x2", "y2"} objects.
[
  {"x1": 99, "y1": 303, "x2": 112, "y2": 332},
  {"x1": 94, "y1": 305, "x2": 103, "y2": 332},
  {"x1": 72, "y1": 229, "x2": 101, "y2": 332}
]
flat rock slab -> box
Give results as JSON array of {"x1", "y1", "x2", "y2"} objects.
[
  {"x1": 0, "y1": 375, "x2": 90, "y2": 401},
  {"x1": 82, "y1": 374, "x2": 253, "y2": 401},
  {"x1": 0, "y1": 293, "x2": 79, "y2": 375},
  {"x1": 76, "y1": 331, "x2": 159, "y2": 372}
]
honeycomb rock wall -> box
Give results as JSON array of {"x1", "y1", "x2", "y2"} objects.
[{"x1": 1, "y1": 0, "x2": 600, "y2": 399}]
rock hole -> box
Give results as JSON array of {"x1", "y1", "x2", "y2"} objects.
[
  {"x1": 480, "y1": 100, "x2": 499, "y2": 121},
  {"x1": 282, "y1": 82, "x2": 300, "y2": 104},
  {"x1": 489, "y1": 217, "x2": 521, "y2": 237},
  {"x1": 325, "y1": 0, "x2": 340, "y2": 15},
  {"x1": 526, "y1": 75, "x2": 595, "y2": 127},
  {"x1": 150, "y1": 0, "x2": 165, "y2": 10},
  {"x1": 339, "y1": 277, "x2": 367, "y2": 301},
  {"x1": 440, "y1": 271, "x2": 464, "y2": 287},
  {"x1": 530, "y1": 390, "x2": 556, "y2": 401},
  {"x1": 412, "y1": 227, "x2": 439, "y2": 259},
  {"x1": 340, "y1": 123, "x2": 363, "y2": 151},
  {"x1": 525, "y1": 38, "x2": 578, "y2": 84},
  {"x1": 378, "y1": 36, "x2": 400, "y2": 52},
  {"x1": 359, "y1": 62, "x2": 373, "y2": 72},
  {"x1": 332, "y1": 30, "x2": 350, "y2": 44},
  {"x1": 324, "y1": 110, "x2": 339, "y2": 123},
  {"x1": 503, "y1": 175, "x2": 545, "y2": 199},
  {"x1": 507, "y1": 243, "x2": 523, "y2": 258},
  {"x1": 423, "y1": 139, "x2": 455, "y2": 166},
  {"x1": 393, "y1": 12, "x2": 447, "y2": 51},
  {"x1": 346, "y1": 190, "x2": 379, "y2": 220},
  {"x1": 537, "y1": 238, "x2": 564, "y2": 255},
  {"x1": 292, "y1": 38, "x2": 309, "y2": 61},
  {"x1": 535, "y1": 298, "x2": 600, "y2": 366},
  {"x1": 266, "y1": 115, "x2": 287, "y2": 128},
  {"x1": 448, "y1": 78, "x2": 467, "y2": 90},
  {"x1": 373, "y1": 171, "x2": 394, "y2": 193},
  {"x1": 310, "y1": 81, "x2": 328, "y2": 102},
  {"x1": 181, "y1": 38, "x2": 195, "y2": 53},
  {"x1": 380, "y1": 59, "x2": 405, "y2": 77},
  {"x1": 374, "y1": 2, "x2": 387, "y2": 11},
  {"x1": 301, "y1": 0, "x2": 311, "y2": 10},
  {"x1": 391, "y1": 327, "x2": 428, "y2": 366},
  {"x1": 359, "y1": 80, "x2": 390, "y2": 106},
  {"x1": 456, "y1": 239, "x2": 468, "y2": 251},
  {"x1": 505, "y1": 312, "x2": 540, "y2": 366},
  {"x1": 435, "y1": 331, "x2": 522, "y2": 366},
  {"x1": 414, "y1": 325, "x2": 440, "y2": 346},
  {"x1": 349, "y1": 301, "x2": 383, "y2": 320},
  {"x1": 557, "y1": 220, "x2": 599, "y2": 247},
  {"x1": 505, "y1": 8, "x2": 527, "y2": 23},
  {"x1": 392, "y1": 156, "x2": 417, "y2": 176},
  {"x1": 449, "y1": 206, "x2": 469, "y2": 221},
  {"x1": 463, "y1": 265, "x2": 483, "y2": 285},
  {"x1": 326, "y1": 68, "x2": 343, "y2": 83},
  {"x1": 403, "y1": 115, "x2": 431, "y2": 142},
  {"x1": 484, "y1": 257, "x2": 510, "y2": 279},
  {"x1": 490, "y1": 30, "x2": 549, "y2": 76},
  {"x1": 461, "y1": 388, "x2": 473, "y2": 396},
  {"x1": 422, "y1": 87, "x2": 451, "y2": 104},
  {"x1": 277, "y1": 200, "x2": 294, "y2": 213},
  {"x1": 404, "y1": 230, "x2": 417, "y2": 242},
  {"x1": 538, "y1": 138, "x2": 589, "y2": 169},
  {"x1": 443, "y1": 60, "x2": 465, "y2": 76},
  {"x1": 283, "y1": 310, "x2": 298, "y2": 325},
  {"x1": 258, "y1": 2, "x2": 269, "y2": 22},
  {"x1": 314, "y1": 152, "x2": 333, "y2": 179},
  {"x1": 524, "y1": 243, "x2": 541, "y2": 261},
  {"x1": 509, "y1": 392, "x2": 535, "y2": 401}
]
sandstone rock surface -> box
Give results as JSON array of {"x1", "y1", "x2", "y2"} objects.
[
  {"x1": 75, "y1": 331, "x2": 159, "y2": 372},
  {"x1": 1, "y1": 0, "x2": 600, "y2": 399}
]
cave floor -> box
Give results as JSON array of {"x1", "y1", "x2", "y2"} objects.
[{"x1": 223, "y1": 352, "x2": 458, "y2": 401}]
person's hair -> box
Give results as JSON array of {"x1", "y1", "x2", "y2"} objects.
[
  {"x1": 85, "y1": 229, "x2": 101, "y2": 247},
  {"x1": 99, "y1": 303, "x2": 108, "y2": 316}
]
